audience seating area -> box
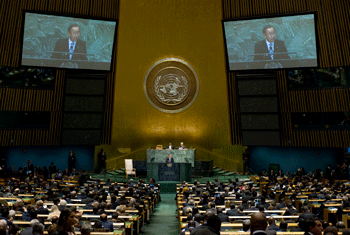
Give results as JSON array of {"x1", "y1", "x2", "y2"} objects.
[
  {"x1": 176, "y1": 172, "x2": 350, "y2": 235},
  {"x1": 0, "y1": 174, "x2": 160, "y2": 235}
]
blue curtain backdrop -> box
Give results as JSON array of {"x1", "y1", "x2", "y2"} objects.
[
  {"x1": 249, "y1": 146, "x2": 344, "y2": 175},
  {"x1": 4, "y1": 146, "x2": 95, "y2": 172}
]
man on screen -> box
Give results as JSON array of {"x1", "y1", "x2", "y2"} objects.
[
  {"x1": 253, "y1": 25, "x2": 290, "y2": 61},
  {"x1": 51, "y1": 24, "x2": 87, "y2": 61}
]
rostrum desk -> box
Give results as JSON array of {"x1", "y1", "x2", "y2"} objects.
[{"x1": 146, "y1": 149, "x2": 194, "y2": 181}]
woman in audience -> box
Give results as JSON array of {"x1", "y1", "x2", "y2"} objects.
[
  {"x1": 48, "y1": 205, "x2": 61, "y2": 221},
  {"x1": 54, "y1": 208, "x2": 76, "y2": 235}
]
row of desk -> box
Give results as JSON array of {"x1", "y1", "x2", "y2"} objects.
[{"x1": 0, "y1": 189, "x2": 160, "y2": 235}]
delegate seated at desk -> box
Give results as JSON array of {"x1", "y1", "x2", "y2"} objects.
[
  {"x1": 178, "y1": 142, "x2": 186, "y2": 150},
  {"x1": 253, "y1": 25, "x2": 290, "y2": 61},
  {"x1": 166, "y1": 142, "x2": 174, "y2": 150},
  {"x1": 166, "y1": 154, "x2": 174, "y2": 163}
]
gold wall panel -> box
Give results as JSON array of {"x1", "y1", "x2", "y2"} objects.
[{"x1": 103, "y1": 0, "x2": 244, "y2": 171}]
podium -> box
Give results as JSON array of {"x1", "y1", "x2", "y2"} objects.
[
  {"x1": 147, "y1": 163, "x2": 191, "y2": 182},
  {"x1": 21, "y1": 58, "x2": 111, "y2": 71},
  {"x1": 228, "y1": 58, "x2": 317, "y2": 70}
]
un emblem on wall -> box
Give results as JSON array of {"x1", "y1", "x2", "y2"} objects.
[{"x1": 144, "y1": 58, "x2": 199, "y2": 113}]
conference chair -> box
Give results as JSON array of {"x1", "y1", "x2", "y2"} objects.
[{"x1": 125, "y1": 159, "x2": 136, "y2": 179}]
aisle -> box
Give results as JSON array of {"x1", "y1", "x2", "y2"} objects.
[{"x1": 140, "y1": 194, "x2": 179, "y2": 235}]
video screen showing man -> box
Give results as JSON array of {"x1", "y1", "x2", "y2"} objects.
[
  {"x1": 253, "y1": 25, "x2": 290, "y2": 62},
  {"x1": 21, "y1": 12, "x2": 117, "y2": 71},
  {"x1": 51, "y1": 24, "x2": 87, "y2": 61},
  {"x1": 223, "y1": 13, "x2": 317, "y2": 71}
]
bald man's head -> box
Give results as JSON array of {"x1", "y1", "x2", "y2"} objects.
[
  {"x1": 251, "y1": 212, "x2": 268, "y2": 232},
  {"x1": 100, "y1": 213, "x2": 107, "y2": 221}
]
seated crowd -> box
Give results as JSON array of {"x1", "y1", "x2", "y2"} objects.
[
  {"x1": 0, "y1": 163, "x2": 159, "y2": 235},
  {"x1": 178, "y1": 164, "x2": 350, "y2": 235}
]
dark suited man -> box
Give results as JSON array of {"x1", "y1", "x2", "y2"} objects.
[
  {"x1": 166, "y1": 154, "x2": 174, "y2": 163},
  {"x1": 166, "y1": 142, "x2": 174, "y2": 149},
  {"x1": 27, "y1": 160, "x2": 34, "y2": 175},
  {"x1": 267, "y1": 217, "x2": 279, "y2": 231},
  {"x1": 250, "y1": 212, "x2": 268, "y2": 235},
  {"x1": 97, "y1": 149, "x2": 107, "y2": 172},
  {"x1": 216, "y1": 207, "x2": 229, "y2": 223},
  {"x1": 303, "y1": 219, "x2": 323, "y2": 235},
  {"x1": 51, "y1": 24, "x2": 87, "y2": 61},
  {"x1": 254, "y1": 25, "x2": 290, "y2": 61},
  {"x1": 297, "y1": 205, "x2": 317, "y2": 222},
  {"x1": 68, "y1": 150, "x2": 76, "y2": 173},
  {"x1": 49, "y1": 162, "x2": 56, "y2": 178},
  {"x1": 242, "y1": 149, "x2": 250, "y2": 175}
]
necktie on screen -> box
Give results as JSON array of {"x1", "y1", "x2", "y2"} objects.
[
  {"x1": 69, "y1": 42, "x2": 75, "y2": 60},
  {"x1": 269, "y1": 43, "x2": 274, "y2": 60}
]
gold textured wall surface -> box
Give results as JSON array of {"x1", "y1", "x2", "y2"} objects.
[{"x1": 100, "y1": 0, "x2": 245, "y2": 171}]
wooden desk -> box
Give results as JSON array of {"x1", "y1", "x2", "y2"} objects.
[
  {"x1": 295, "y1": 199, "x2": 306, "y2": 212},
  {"x1": 242, "y1": 210, "x2": 286, "y2": 214},
  {"x1": 342, "y1": 214, "x2": 350, "y2": 228},
  {"x1": 78, "y1": 209, "x2": 139, "y2": 214},
  {"x1": 324, "y1": 207, "x2": 339, "y2": 224},
  {"x1": 308, "y1": 202, "x2": 322, "y2": 214},
  {"x1": 185, "y1": 232, "x2": 308, "y2": 235},
  {"x1": 43, "y1": 231, "x2": 124, "y2": 235},
  {"x1": 180, "y1": 222, "x2": 299, "y2": 229}
]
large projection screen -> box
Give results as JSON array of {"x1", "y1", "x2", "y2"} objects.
[
  {"x1": 20, "y1": 11, "x2": 117, "y2": 71},
  {"x1": 223, "y1": 12, "x2": 318, "y2": 71}
]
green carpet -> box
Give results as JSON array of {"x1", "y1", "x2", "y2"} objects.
[{"x1": 140, "y1": 194, "x2": 179, "y2": 235}]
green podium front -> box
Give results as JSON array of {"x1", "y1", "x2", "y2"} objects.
[{"x1": 147, "y1": 163, "x2": 191, "y2": 182}]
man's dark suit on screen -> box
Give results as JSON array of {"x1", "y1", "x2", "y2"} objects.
[
  {"x1": 51, "y1": 38, "x2": 87, "y2": 61},
  {"x1": 253, "y1": 39, "x2": 290, "y2": 61}
]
